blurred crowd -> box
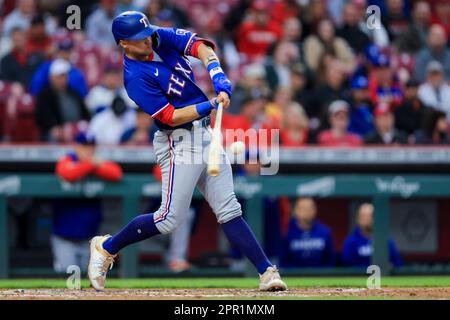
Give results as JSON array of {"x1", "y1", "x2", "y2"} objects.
[{"x1": 0, "y1": 0, "x2": 450, "y2": 146}]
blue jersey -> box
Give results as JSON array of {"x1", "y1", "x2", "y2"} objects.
[
  {"x1": 341, "y1": 227, "x2": 403, "y2": 267},
  {"x1": 123, "y1": 27, "x2": 212, "y2": 130},
  {"x1": 279, "y1": 219, "x2": 335, "y2": 268}
]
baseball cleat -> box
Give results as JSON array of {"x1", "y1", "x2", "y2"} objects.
[
  {"x1": 88, "y1": 235, "x2": 116, "y2": 291},
  {"x1": 259, "y1": 266, "x2": 288, "y2": 292}
]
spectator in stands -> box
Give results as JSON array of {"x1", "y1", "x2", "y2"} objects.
[
  {"x1": 279, "y1": 102, "x2": 311, "y2": 146},
  {"x1": 236, "y1": 0, "x2": 283, "y2": 61},
  {"x1": 85, "y1": 64, "x2": 135, "y2": 115},
  {"x1": 318, "y1": 100, "x2": 363, "y2": 147},
  {"x1": 265, "y1": 86, "x2": 293, "y2": 129},
  {"x1": 414, "y1": 24, "x2": 450, "y2": 82},
  {"x1": 264, "y1": 41, "x2": 300, "y2": 90},
  {"x1": 304, "y1": 19, "x2": 355, "y2": 73},
  {"x1": 336, "y1": 2, "x2": 371, "y2": 54},
  {"x1": 290, "y1": 63, "x2": 313, "y2": 119},
  {"x1": 301, "y1": 0, "x2": 330, "y2": 39},
  {"x1": 30, "y1": 38, "x2": 89, "y2": 97},
  {"x1": 430, "y1": 0, "x2": 450, "y2": 38},
  {"x1": 89, "y1": 95, "x2": 136, "y2": 145},
  {"x1": 53, "y1": 132, "x2": 122, "y2": 272},
  {"x1": 145, "y1": 0, "x2": 191, "y2": 29},
  {"x1": 417, "y1": 61, "x2": 450, "y2": 121},
  {"x1": 342, "y1": 203, "x2": 402, "y2": 268},
  {"x1": 1, "y1": 0, "x2": 35, "y2": 38},
  {"x1": 312, "y1": 59, "x2": 350, "y2": 121},
  {"x1": 26, "y1": 14, "x2": 53, "y2": 58},
  {"x1": 415, "y1": 109, "x2": 450, "y2": 145},
  {"x1": 0, "y1": 26, "x2": 44, "y2": 87},
  {"x1": 35, "y1": 59, "x2": 90, "y2": 142},
  {"x1": 229, "y1": 63, "x2": 270, "y2": 115},
  {"x1": 395, "y1": 1, "x2": 432, "y2": 54},
  {"x1": 348, "y1": 75, "x2": 375, "y2": 137},
  {"x1": 121, "y1": 108, "x2": 156, "y2": 145},
  {"x1": 86, "y1": 0, "x2": 119, "y2": 48},
  {"x1": 395, "y1": 79, "x2": 426, "y2": 136},
  {"x1": 382, "y1": 0, "x2": 410, "y2": 42},
  {"x1": 368, "y1": 53, "x2": 403, "y2": 108},
  {"x1": 282, "y1": 17, "x2": 303, "y2": 45},
  {"x1": 364, "y1": 102, "x2": 408, "y2": 145},
  {"x1": 279, "y1": 197, "x2": 335, "y2": 268}
]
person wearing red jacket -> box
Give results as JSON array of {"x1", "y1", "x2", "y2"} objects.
[
  {"x1": 51, "y1": 132, "x2": 122, "y2": 273},
  {"x1": 237, "y1": 1, "x2": 283, "y2": 62}
]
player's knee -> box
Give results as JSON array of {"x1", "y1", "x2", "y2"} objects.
[
  {"x1": 154, "y1": 215, "x2": 181, "y2": 234},
  {"x1": 216, "y1": 199, "x2": 242, "y2": 224}
]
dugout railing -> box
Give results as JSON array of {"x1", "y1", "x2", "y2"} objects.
[{"x1": 1, "y1": 173, "x2": 450, "y2": 278}]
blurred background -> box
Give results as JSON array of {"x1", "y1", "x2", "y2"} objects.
[{"x1": 0, "y1": 0, "x2": 450, "y2": 278}]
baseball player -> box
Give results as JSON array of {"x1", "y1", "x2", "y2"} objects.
[{"x1": 87, "y1": 11, "x2": 287, "y2": 292}]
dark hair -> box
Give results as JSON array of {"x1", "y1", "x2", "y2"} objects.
[
  {"x1": 405, "y1": 78, "x2": 420, "y2": 88},
  {"x1": 422, "y1": 109, "x2": 446, "y2": 135},
  {"x1": 31, "y1": 14, "x2": 45, "y2": 26}
]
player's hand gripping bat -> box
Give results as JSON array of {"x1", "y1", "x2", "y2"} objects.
[{"x1": 207, "y1": 102, "x2": 224, "y2": 176}]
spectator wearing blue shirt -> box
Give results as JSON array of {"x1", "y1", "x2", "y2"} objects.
[
  {"x1": 348, "y1": 75, "x2": 374, "y2": 137},
  {"x1": 342, "y1": 203, "x2": 403, "y2": 267},
  {"x1": 30, "y1": 38, "x2": 88, "y2": 97},
  {"x1": 280, "y1": 198, "x2": 335, "y2": 268}
]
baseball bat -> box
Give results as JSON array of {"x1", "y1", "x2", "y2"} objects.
[{"x1": 207, "y1": 102, "x2": 224, "y2": 176}]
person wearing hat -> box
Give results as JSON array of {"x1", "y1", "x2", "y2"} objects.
[
  {"x1": 317, "y1": 100, "x2": 363, "y2": 147},
  {"x1": 86, "y1": 63, "x2": 136, "y2": 115},
  {"x1": 368, "y1": 53, "x2": 403, "y2": 108},
  {"x1": 30, "y1": 37, "x2": 88, "y2": 97},
  {"x1": 417, "y1": 61, "x2": 450, "y2": 121},
  {"x1": 348, "y1": 75, "x2": 375, "y2": 137},
  {"x1": 35, "y1": 58, "x2": 90, "y2": 142},
  {"x1": 52, "y1": 132, "x2": 122, "y2": 273},
  {"x1": 364, "y1": 102, "x2": 408, "y2": 144},
  {"x1": 228, "y1": 63, "x2": 270, "y2": 115}
]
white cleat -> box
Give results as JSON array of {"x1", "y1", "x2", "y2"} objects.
[
  {"x1": 259, "y1": 266, "x2": 288, "y2": 292},
  {"x1": 88, "y1": 235, "x2": 116, "y2": 291}
]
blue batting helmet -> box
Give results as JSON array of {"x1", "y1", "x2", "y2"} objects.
[{"x1": 112, "y1": 11, "x2": 157, "y2": 44}]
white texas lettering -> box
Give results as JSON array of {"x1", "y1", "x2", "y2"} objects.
[
  {"x1": 174, "y1": 62, "x2": 192, "y2": 77},
  {"x1": 167, "y1": 74, "x2": 185, "y2": 96}
]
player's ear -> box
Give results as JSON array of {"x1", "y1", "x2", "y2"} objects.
[{"x1": 119, "y1": 40, "x2": 127, "y2": 49}]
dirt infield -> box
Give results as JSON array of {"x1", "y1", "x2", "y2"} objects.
[{"x1": 1, "y1": 287, "x2": 450, "y2": 300}]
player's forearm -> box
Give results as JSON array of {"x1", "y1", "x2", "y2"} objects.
[
  {"x1": 172, "y1": 101, "x2": 213, "y2": 126},
  {"x1": 197, "y1": 43, "x2": 220, "y2": 68}
]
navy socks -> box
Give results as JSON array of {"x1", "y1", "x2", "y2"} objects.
[
  {"x1": 102, "y1": 213, "x2": 272, "y2": 275},
  {"x1": 222, "y1": 216, "x2": 272, "y2": 274},
  {"x1": 102, "y1": 213, "x2": 160, "y2": 255}
]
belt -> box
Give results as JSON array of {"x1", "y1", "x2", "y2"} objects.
[{"x1": 191, "y1": 115, "x2": 211, "y2": 129}]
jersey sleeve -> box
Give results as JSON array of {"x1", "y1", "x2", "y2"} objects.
[
  {"x1": 126, "y1": 76, "x2": 170, "y2": 118},
  {"x1": 155, "y1": 27, "x2": 215, "y2": 56}
]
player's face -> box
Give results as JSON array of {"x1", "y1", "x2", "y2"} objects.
[
  {"x1": 358, "y1": 205, "x2": 374, "y2": 232},
  {"x1": 295, "y1": 198, "x2": 317, "y2": 222},
  {"x1": 120, "y1": 37, "x2": 153, "y2": 60}
]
